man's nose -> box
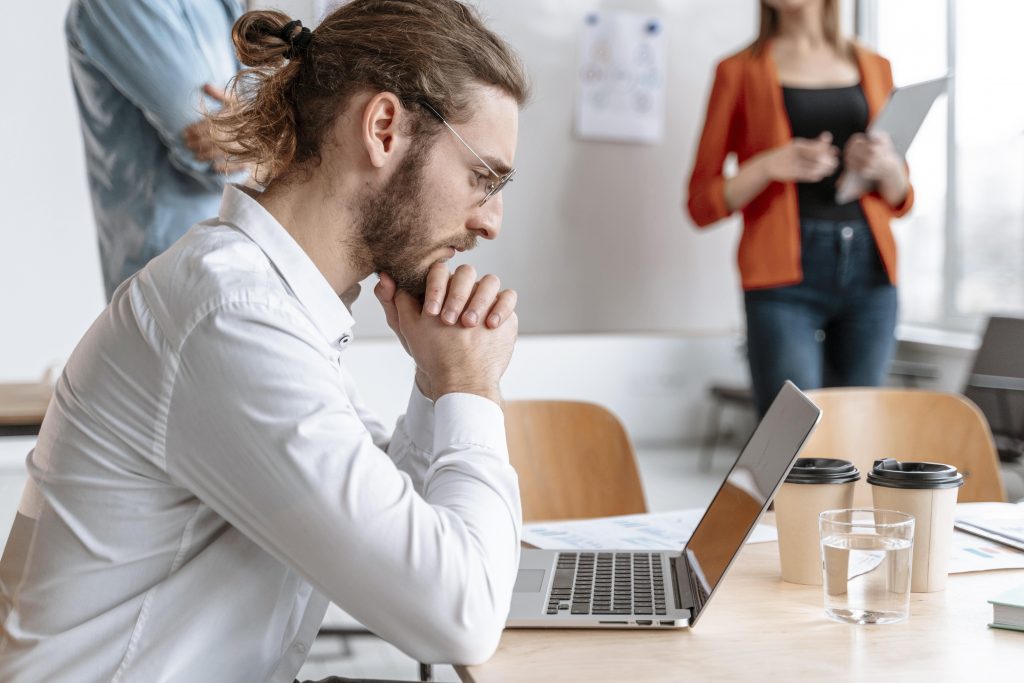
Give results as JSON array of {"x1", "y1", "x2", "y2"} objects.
[{"x1": 468, "y1": 192, "x2": 503, "y2": 240}]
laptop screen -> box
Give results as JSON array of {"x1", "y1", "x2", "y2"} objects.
[{"x1": 682, "y1": 382, "x2": 820, "y2": 622}]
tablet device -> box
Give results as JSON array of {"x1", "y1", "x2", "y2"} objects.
[{"x1": 836, "y1": 75, "x2": 949, "y2": 204}]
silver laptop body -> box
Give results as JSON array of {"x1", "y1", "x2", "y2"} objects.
[{"x1": 506, "y1": 381, "x2": 821, "y2": 629}]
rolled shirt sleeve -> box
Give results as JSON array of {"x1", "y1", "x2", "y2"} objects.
[{"x1": 687, "y1": 60, "x2": 743, "y2": 227}]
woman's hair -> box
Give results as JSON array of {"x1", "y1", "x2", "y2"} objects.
[
  {"x1": 211, "y1": 0, "x2": 530, "y2": 185},
  {"x1": 752, "y1": 0, "x2": 847, "y2": 56}
]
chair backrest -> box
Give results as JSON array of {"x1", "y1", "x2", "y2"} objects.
[
  {"x1": 801, "y1": 388, "x2": 1006, "y2": 506},
  {"x1": 502, "y1": 400, "x2": 647, "y2": 522}
]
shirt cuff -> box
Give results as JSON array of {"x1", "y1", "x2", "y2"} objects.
[
  {"x1": 433, "y1": 393, "x2": 508, "y2": 458},
  {"x1": 401, "y1": 382, "x2": 435, "y2": 455}
]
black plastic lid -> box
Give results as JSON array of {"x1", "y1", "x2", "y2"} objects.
[
  {"x1": 866, "y1": 458, "x2": 965, "y2": 490},
  {"x1": 784, "y1": 458, "x2": 861, "y2": 485}
]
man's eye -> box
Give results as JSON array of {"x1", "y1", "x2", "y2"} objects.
[{"x1": 473, "y1": 171, "x2": 488, "y2": 184}]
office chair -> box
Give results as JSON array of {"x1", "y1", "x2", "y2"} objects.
[
  {"x1": 962, "y1": 315, "x2": 1024, "y2": 464},
  {"x1": 502, "y1": 400, "x2": 647, "y2": 521},
  {"x1": 801, "y1": 388, "x2": 1006, "y2": 507},
  {"x1": 699, "y1": 356, "x2": 941, "y2": 473}
]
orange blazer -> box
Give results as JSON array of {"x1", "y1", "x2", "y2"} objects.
[{"x1": 686, "y1": 42, "x2": 914, "y2": 290}]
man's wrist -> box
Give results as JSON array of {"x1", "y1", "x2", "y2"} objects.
[
  {"x1": 434, "y1": 382, "x2": 501, "y2": 405},
  {"x1": 414, "y1": 368, "x2": 434, "y2": 401}
]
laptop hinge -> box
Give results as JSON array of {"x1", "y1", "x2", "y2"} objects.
[
  {"x1": 670, "y1": 555, "x2": 695, "y2": 615},
  {"x1": 682, "y1": 550, "x2": 709, "y2": 617}
]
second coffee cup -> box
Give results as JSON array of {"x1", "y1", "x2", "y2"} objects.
[
  {"x1": 868, "y1": 458, "x2": 965, "y2": 592},
  {"x1": 774, "y1": 458, "x2": 860, "y2": 585}
]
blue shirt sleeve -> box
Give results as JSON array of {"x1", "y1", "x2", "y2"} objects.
[{"x1": 67, "y1": 0, "x2": 240, "y2": 191}]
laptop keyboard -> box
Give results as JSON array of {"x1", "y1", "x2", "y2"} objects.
[{"x1": 546, "y1": 552, "x2": 667, "y2": 616}]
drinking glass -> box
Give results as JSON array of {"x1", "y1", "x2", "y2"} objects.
[{"x1": 818, "y1": 508, "x2": 915, "y2": 624}]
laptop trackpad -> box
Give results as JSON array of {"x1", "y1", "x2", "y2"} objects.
[{"x1": 513, "y1": 569, "x2": 545, "y2": 593}]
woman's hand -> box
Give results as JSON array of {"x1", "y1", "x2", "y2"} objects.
[
  {"x1": 724, "y1": 133, "x2": 837, "y2": 212},
  {"x1": 842, "y1": 132, "x2": 909, "y2": 207},
  {"x1": 762, "y1": 132, "x2": 839, "y2": 184}
]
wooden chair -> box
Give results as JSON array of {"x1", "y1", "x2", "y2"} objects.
[
  {"x1": 502, "y1": 400, "x2": 647, "y2": 522},
  {"x1": 801, "y1": 388, "x2": 1006, "y2": 506}
]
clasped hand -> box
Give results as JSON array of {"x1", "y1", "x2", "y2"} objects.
[{"x1": 374, "y1": 263, "x2": 518, "y2": 405}]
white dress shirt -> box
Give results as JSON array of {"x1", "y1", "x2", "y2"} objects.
[{"x1": 0, "y1": 185, "x2": 521, "y2": 682}]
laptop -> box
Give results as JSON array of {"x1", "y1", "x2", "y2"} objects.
[{"x1": 506, "y1": 380, "x2": 821, "y2": 629}]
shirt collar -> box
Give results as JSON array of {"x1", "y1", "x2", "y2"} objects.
[{"x1": 218, "y1": 184, "x2": 355, "y2": 346}]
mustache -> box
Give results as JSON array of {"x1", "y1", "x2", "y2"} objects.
[{"x1": 444, "y1": 234, "x2": 479, "y2": 253}]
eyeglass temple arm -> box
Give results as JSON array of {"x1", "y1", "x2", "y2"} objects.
[{"x1": 419, "y1": 101, "x2": 500, "y2": 178}]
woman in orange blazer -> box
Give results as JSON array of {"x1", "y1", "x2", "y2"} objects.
[{"x1": 687, "y1": 0, "x2": 913, "y2": 416}]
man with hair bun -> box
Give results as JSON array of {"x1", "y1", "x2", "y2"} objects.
[{"x1": 0, "y1": 1, "x2": 529, "y2": 680}]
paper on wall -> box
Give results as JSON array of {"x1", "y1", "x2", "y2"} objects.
[{"x1": 575, "y1": 10, "x2": 667, "y2": 144}]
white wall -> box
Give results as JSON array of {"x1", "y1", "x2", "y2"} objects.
[{"x1": 1, "y1": 0, "x2": 106, "y2": 382}]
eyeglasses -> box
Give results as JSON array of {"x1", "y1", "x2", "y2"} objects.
[{"x1": 420, "y1": 101, "x2": 515, "y2": 207}]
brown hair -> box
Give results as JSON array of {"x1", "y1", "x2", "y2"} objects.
[
  {"x1": 752, "y1": 0, "x2": 848, "y2": 57},
  {"x1": 212, "y1": 0, "x2": 530, "y2": 185}
]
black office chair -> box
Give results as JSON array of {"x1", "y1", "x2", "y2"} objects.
[
  {"x1": 962, "y1": 315, "x2": 1024, "y2": 501},
  {"x1": 315, "y1": 620, "x2": 434, "y2": 682}
]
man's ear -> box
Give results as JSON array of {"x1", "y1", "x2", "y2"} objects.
[{"x1": 361, "y1": 92, "x2": 405, "y2": 169}]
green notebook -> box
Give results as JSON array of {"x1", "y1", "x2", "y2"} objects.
[{"x1": 989, "y1": 584, "x2": 1024, "y2": 632}]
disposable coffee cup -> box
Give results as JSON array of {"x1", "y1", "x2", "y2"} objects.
[
  {"x1": 868, "y1": 458, "x2": 965, "y2": 593},
  {"x1": 774, "y1": 458, "x2": 860, "y2": 585}
]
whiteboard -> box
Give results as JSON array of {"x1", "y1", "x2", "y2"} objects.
[{"x1": 350, "y1": 0, "x2": 755, "y2": 336}]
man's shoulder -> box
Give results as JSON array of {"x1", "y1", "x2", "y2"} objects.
[{"x1": 135, "y1": 222, "x2": 301, "y2": 342}]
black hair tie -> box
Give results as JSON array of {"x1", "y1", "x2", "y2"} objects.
[{"x1": 278, "y1": 19, "x2": 312, "y2": 60}]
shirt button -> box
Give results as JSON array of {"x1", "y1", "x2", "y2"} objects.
[
  {"x1": 841, "y1": 225, "x2": 854, "y2": 239},
  {"x1": 294, "y1": 642, "x2": 308, "y2": 654}
]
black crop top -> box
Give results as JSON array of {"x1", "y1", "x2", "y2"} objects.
[{"x1": 781, "y1": 84, "x2": 868, "y2": 221}]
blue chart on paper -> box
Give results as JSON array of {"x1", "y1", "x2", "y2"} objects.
[{"x1": 523, "y1": 509, "x2": 778, "y2": 551}]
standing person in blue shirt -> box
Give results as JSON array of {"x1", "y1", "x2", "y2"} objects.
[{"x1": 66, "y1": 0, "x2": 248, "y2": 300}]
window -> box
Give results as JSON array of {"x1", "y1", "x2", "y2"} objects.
[{"x1": 859, "y1": 0, "x2": 1024, "y2": 328}]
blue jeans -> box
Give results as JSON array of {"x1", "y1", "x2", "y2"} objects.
[{"x1": 744, "y1": 218, "x2": 898, "y2": 417}]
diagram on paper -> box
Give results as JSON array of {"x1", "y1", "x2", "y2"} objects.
[
  {"x1": 575, "y1": 10, "x2": 667, "y2": 144},
  {"x1": 523, "y1": 509, "x2": 777, "y2": 551}
]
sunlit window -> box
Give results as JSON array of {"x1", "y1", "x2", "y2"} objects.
[{"x1": 860, "y1": 0, "x2": 1024, "y2": 328}]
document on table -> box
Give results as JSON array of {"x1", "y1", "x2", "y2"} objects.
[
  {"x1": 949, "y1": 501, "x2": 1024, "y2": 573},
  {"x1": 954, "y1": 501, "x2": 1024, "y2": 551},
  {"x1": 949, "y1": 530, "x2": 1024, "y2": 573},
  {"x1": 522, "y1": 508, "x2": 778, "y2": 551}
]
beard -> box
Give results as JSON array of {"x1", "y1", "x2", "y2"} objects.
[{"x1": 352, "y1": 142, "x2": 476, "y2": 300}]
